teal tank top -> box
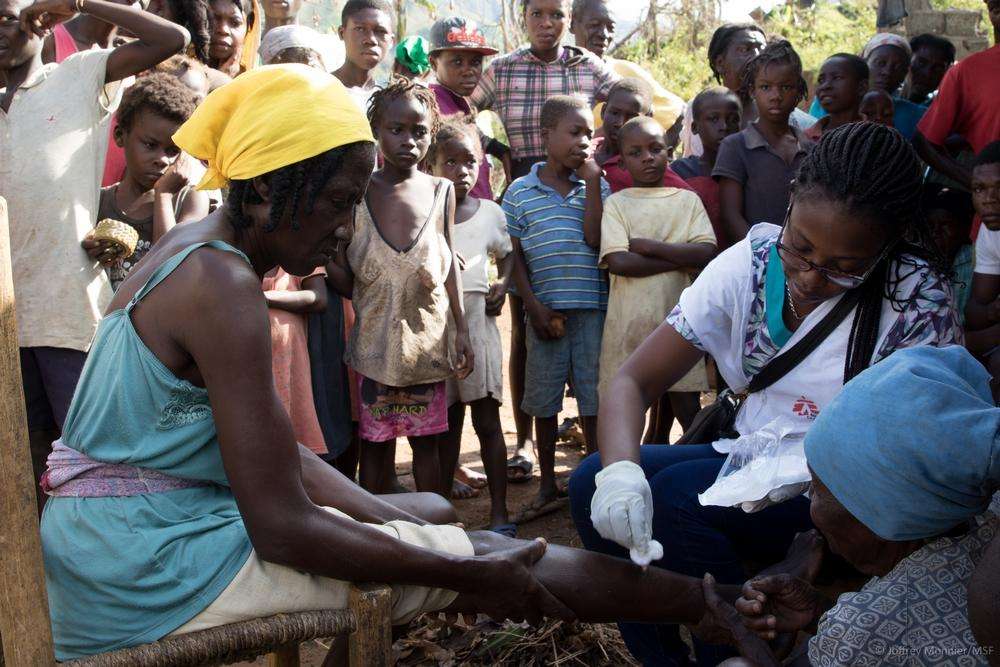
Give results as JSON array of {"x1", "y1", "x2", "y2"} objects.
[{"x1": 41, "y1": 241, "x2": 255, "y2": 660}]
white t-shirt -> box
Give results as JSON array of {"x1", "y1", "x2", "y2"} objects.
[
  {"x1": 453, "y1": 199, "x2": 512, "y2": 294},
  {"x1": 0, "y1": 49, "x2": 124, "y2": 351},
  {"x1": 672, "y1": 224, "x2": 960, "y2": 451},
  {"x1": 974, "y1": 226, "x2": 1000, "y2": 275}
]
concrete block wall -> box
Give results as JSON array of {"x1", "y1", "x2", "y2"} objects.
[{"x1": 900, "y1": 1, "x2": 989, "y2": 59}]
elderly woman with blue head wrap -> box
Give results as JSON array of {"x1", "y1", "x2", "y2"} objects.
[
  {"x1": 41, "y1": 64, "x2": 775, "y2": 662},
  {"x1": 699, "y1": 345, "x2": 1000, "y2": 666}
]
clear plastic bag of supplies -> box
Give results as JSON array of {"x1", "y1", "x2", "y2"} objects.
[{"x1": 698, "y1": 418, "x2": 811, "y2": 513}]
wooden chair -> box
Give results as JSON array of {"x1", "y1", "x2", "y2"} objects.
[{"x1": 0, "y1": 197, "x2": 393, "y2": 667}]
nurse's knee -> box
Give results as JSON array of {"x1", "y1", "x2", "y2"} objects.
[{"x1": 568, "y1": 452, "x2": 602, "y2": 511}]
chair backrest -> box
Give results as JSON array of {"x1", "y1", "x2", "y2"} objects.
[{"x1": 0, "y1": 196, "x2": 57, "y2": 665}]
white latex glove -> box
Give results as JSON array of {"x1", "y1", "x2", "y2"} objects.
[{"x1": 591, "y1": 460, "x2": 664, "y2": 566}]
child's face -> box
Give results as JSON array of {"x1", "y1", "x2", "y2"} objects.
[
  {"x1": 752, "y1": 62, "x2": 801, "y2": 125},
  {"x1": 620, "y1": 121, "x2": 668, "y2": 187},
  {"x1": 927, "y1": 209, "x2": 969, "y2": 260},
  {"x1": 715, "y1": 28, "x2": 765, "y2": 88},
  {"x1": 570, "y1": 0, "x2": 614, "y2": 59},
  {"x1": 601, "y1": 89, "x2": 645, "y2": 150},
  {"x1": 209, "y1": 0, "x2": 246, "y2": 63},
  {"x1": 859, "y1": 91, "x2": 894, "y2": 126},
  {"x1": 542, "y1": 106, "x2": 593, "y2": 170},
  {"x1": 866, "y1": 45, "x2": 908, "y2": 93},
  {"x1": 815, "y1": 57, "x2": 866, "y2": 115},
  {"x1": 116, "y1": 110, "x2": 183, "y2": 191},
  {"x1": 972, "y1": 163, "x2": 1000, "y2": 231},
  {"x1": 429, "y1": 49, "x2": 484, "y2": 98},
  {"x1": 692, "y1": 95, "x2": 741, "y2": 155},
  {"x1": 0, "y1": 0, "x2": 43, "y2": 71},
  {"x1": 375, "y1": 95, "x2": 433, "y2": 169},
  {"x1": 431, "y1": 135, "x2": 481, "y2": 200},
  {"x1": 338, "y1": 8, "x2": 393, "y2": 72},
  {"x1": 524, "y1": 0, "x2": 568, "y2": 54}
]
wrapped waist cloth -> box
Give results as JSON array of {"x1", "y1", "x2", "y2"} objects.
[{"x1": 41, "y1": 439, "x2": 208, "y2": 497}]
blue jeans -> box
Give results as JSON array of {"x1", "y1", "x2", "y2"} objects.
[{"x1": 568, "y1": 445, "x2": 813, "y2": 667}]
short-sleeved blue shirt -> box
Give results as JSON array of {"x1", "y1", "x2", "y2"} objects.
[{"x1": 502, "y1": 162, "x2": 610, "y2": 310}]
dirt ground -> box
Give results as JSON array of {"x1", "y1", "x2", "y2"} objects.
[{"x1": 237, "y1": 304, "x2": 682, "y2": 665}]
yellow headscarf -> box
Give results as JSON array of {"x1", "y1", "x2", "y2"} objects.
[{"x1": 173, "y1": 64, "x2": 374, "y2": 190}]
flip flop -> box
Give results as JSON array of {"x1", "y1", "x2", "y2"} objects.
[
  {"x1": 489, "y1": 523, "x2": 518, "y2": 538},
  {"x1": 506, "y1": 454, "x2": 533, "y2": 483}
]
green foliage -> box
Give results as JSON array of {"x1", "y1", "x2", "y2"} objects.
[
  {"x1": 930, "y1": 0, "x2": 984, "y2": 12},
  {"x1": 615, "y1": 0, "x2": 878, "y2": 102}
]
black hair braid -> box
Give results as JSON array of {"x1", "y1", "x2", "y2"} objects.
[
  {"x1": 843, "y1": 261, "x2": 889, "y2": 382},
  {"x1": 225, "y1": 145, "x2": 353, "y2": 234}
]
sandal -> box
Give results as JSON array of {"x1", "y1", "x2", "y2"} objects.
[{"x1": 506, "y1": 454, "x2": 534, "y2": 483}]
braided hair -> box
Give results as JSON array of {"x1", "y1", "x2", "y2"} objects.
[
  {"x1": 793, "y1": 122, "x2": 943, "y2": 380},
  {"x1": 225, "y1": 143, "x2": 371, "y2": 234},
  {"x1": 739, "y1": 39, "x2": 808, "y2": 103},
  {"x1": 366, "y1": 77, "x2": 441, "y2": 137},
  {"x1": 707, "y1": 23, "x2": 765, "y2": 83}
]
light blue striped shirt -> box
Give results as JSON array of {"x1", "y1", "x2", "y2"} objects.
[{"x1": 503, "y1": 162, "x2": 610, "y2": 310}]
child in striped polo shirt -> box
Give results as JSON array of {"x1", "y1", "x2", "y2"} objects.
[{"x1": 503, "y1": 94, "x2": 609, "y2": 512}]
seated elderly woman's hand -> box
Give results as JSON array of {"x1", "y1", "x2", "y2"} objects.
[
  {"x1": 464, "y1": 538, "x2": 577, "y2": 626},
  {"x1": 736, "y1": 574, "x2": 829, "y2": 640},
  {"x1": 697, "y1": 574, "x2": 781, "y2": 667}
]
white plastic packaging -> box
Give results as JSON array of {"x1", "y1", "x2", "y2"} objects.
[{"x1": 698, "y1": 418, "x2": 811, "y2": 513}]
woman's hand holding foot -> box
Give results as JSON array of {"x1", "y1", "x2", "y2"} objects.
[
  {"x1": 701, "y1": 574, "x2": 781, "y2": 667},
  {"x1": 736, "y1": 574, "x2": 829, "y2": 639}
]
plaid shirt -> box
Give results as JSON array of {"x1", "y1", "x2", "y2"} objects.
[{"x1": 471, "y1": 45, "x2": 618, "y2": 160}]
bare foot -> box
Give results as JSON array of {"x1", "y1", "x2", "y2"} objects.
[
  {"x1": 455, "y1": 464, "x2": 487, "y2": 489},
  {"x1": 758, "y1": 529, "x2": 826, "y2": 582},
  {"x1": 451, "y1": 480, "x2": 480, "y2": 500}
]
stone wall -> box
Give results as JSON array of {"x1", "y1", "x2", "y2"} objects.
[{"x1": 898, "y1": 0, "x2": 990, "y2": 59}]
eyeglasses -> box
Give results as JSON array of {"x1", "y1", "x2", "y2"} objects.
[{"x1": 775, "y1": 204, "x2": 894, "y2": 289}]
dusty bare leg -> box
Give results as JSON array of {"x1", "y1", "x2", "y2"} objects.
[
  {"x1": 447, "y1": 531, "x2": 731, "y2": 625},
  {"x1": 441, "y1": 403, "x2": 470, "y2": 499},
  {"x1": 580, "y1": 415, "x2": 598, "y2": 456},
  {"x1": 533, "y1": 415, "x2": 559, "y2": 507},
  {"x1": 359, "y1": 438, "x2": 393, "y2": 493},
  {"x1": 409, "y1": 434, "x2": 445, "y2": 496},
  {"x1": 470, "y1": 397, "x2": 510, "y2": 528},
  {"x1": 508, "y1": 295, "x2": 535, "y2": 465},
  {"x1": 378, "y1": 491, "x2": 459, "y2": 525}
]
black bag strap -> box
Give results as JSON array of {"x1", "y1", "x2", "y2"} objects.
[{"x1": 745, "y1": 287, "x2": 864, "y2": 395}]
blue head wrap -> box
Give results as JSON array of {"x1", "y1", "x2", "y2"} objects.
[{"x1": 805, "y1": 345, "x2": 1000, "y2": 541}]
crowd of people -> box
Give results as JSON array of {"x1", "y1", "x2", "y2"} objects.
[{"x1": 2, "y1": 0, "x2": 1000, "y2": 662}]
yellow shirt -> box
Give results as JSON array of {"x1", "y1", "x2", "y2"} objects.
[
  {"x1": 594, "y1": 58, "x2": 685, "y2": 133},
  {"x1": 598, "y1": 187, "x2": 716, "y2": 396}
]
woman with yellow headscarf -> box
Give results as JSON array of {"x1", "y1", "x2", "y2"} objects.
[{"x1": 41, "y1": 65, "x2": 760, "y2": 662}]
